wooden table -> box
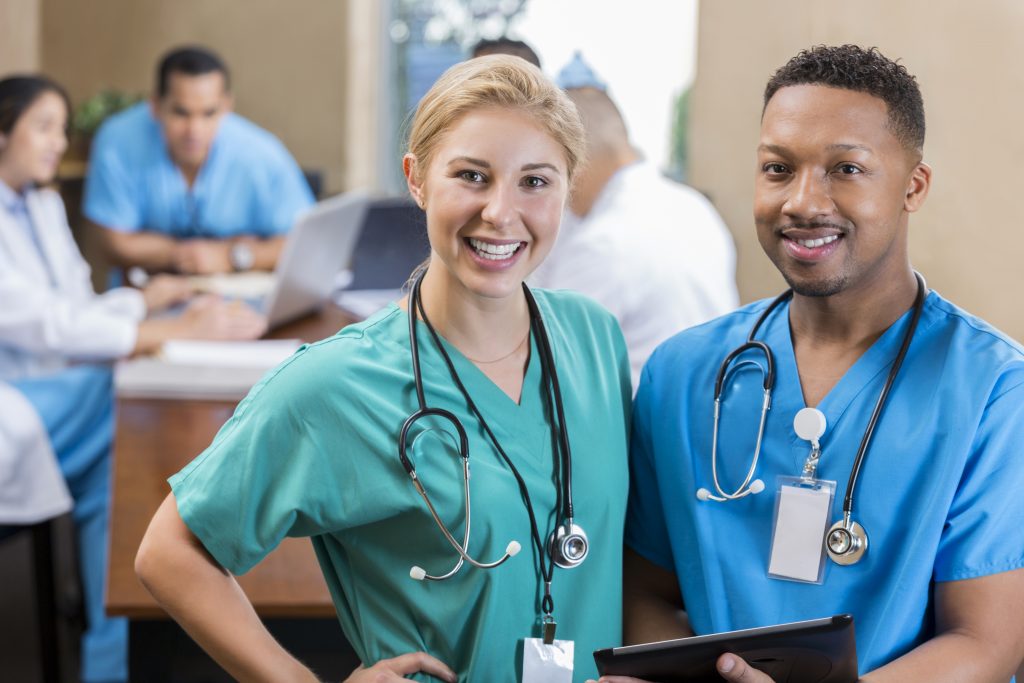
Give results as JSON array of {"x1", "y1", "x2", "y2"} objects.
[{"x1": 107, "y1": 306, "x2": 360, "y2": 679}]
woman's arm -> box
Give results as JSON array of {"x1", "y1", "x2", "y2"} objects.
[
  {"x1": 136, "y1": 493, "x2": 319, "y2": 682},
  {"x1": 137, "y1": 494, "x2": 457, "y2": 682}
]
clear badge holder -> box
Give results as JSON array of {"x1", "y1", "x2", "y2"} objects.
[{"x1": 767, "y1": 408, "x2": 835, "y2": 584}]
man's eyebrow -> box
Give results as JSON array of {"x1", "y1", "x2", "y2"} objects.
[
  {"x1": 827, "y1": 143, "x2": 873, "y2": 153},
  {"x1": 757, "y1": 143, "x2": 788, "y2": 155},
  {"x1": 757, "y1": 142, "x2": 873, "y2": 154}
]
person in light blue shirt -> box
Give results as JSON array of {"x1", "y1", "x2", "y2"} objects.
[
  {"x1": 613, "y1": 45, "x2": 1024, "y2": 683},
  {"x1": 83, "y1": 46, "x2": 314, "y2": 275}
]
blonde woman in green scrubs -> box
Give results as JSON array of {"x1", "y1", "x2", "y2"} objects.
[{"x1": 136, "y1": 55, "x2": 631, "y2": 682}]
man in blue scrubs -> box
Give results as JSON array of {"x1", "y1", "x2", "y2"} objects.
[
  {"x1": 84, "y1": 46, "x2": 314, "y2": 275},
  {"x1": 617, "y1": 45, "x2": 1024, "y2": 682}
]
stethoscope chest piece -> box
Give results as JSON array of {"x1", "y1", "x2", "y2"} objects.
[
  {"x1": 826, "y1": 519, "x2": 868, "y2": 565},
  {"x1": 549, "y1": 522, "x2": 589, "y2": 569}
]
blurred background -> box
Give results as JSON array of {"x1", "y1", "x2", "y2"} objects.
[{"x1": 2, "y1": 0, "x2": 1021, "y2": 339}]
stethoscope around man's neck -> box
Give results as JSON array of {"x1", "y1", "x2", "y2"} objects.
[
  {"x1": 698, "y1": 272, "x2": 927, "y2": 566},
  {"x1": 398, "y1": 270, "x2": 589, "y2": 593}
]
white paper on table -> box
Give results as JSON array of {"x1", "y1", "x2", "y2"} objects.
[
  {"x1": 189, "y1": 271, "x2": 277, "y2": 299},
  {"x1": 160, "y1": 339, "x2": 302, "y2": 368}
]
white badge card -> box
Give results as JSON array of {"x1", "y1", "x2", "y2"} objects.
[
  {"x1": 521, "y1": 637, "x2": 574, "y2": 683},
  {"x1": 767, "y1": 476, "x2": 835, "y2": 584}
]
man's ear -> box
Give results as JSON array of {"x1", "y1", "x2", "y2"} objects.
[
  {"x1": 404, "y1": 154, "x2": 425, "y2": 209},
  {"x1": 222, "y1": 93, "x2": 234, "y2": 114},
  {"x1": 905, "y1": 161, "x2": 931, "y2": 213}
]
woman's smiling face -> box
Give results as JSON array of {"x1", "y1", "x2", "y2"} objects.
[{"x1": 405, "y1": 106, "x2": 569, "y2": 303}]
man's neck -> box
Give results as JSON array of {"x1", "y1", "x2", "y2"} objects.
[
  {"x1": 789, "y1": 267, "x2": 918, "y2": 406},
  {"x1": 177, "y1": 162, "x2": 202, "y2": 189}
]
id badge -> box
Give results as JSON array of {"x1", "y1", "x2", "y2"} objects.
[
  {"x1": 767, "y1": 476, "x2": 835, "y2": 584},
  {"x1": 521, "y1": 637, "x2": 574, "y2": 683}
]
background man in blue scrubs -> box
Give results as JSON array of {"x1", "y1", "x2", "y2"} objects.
[
  {"x1": 84, "y1": 46, "x2": 313, "y2": 276},
  {"x1": 613, "y1": 45, "x2": 1024, "y2": 682}
]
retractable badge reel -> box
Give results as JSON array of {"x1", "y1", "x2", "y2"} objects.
[{"x1": 767, "y1": 408, "x2": 836, "y2": 584}]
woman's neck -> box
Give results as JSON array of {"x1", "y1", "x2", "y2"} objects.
[
  {"x1": 416, "y1": 264, "x2": 532, "y2": 363},
  {"x1": 0, "y1": 163, "x2": 28, "y2": 194}
]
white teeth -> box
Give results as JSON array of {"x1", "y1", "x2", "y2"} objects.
[
  {"x1": 795, "y1": 235, "x2": 839, "y2": 248},
  {"x1": 469, "y1": 237, "x2": 522, "y2": 260}
]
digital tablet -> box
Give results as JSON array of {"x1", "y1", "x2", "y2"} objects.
[{"x1": 593, "y1": 614, "x2": 857, "y2": 683}]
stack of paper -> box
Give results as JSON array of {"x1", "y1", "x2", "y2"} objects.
[{"x1": 115, "y1": 339, "x2": 301, "y2": 400}]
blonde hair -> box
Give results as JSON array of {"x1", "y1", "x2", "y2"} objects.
[{"x1": 406, "y1": 54, "x2": 585, "y2": 185}]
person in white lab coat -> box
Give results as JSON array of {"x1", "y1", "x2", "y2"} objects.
[
  {"x1": 530, "y1": 56, "x2": 739, "y2": 387},
  {"x1": 0, "y1": 74, "x2": 265, "y2": 682}
]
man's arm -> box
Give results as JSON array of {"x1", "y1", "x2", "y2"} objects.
[
  {"x1": 861, "y1": 569, "x2": 1024, "y2": 682},
  {"x1": 99, "y1": 223, "x2": 179, "y2": 272},
  {"x1": 623, "y1": 547, "x2": 692, "y2": 644},
  {"x1": 688, "y1": 570, "x2": 1024, "y2": 683},
  {"x1": 100, "y1": 224, "x2": 286, "y2": 274}
]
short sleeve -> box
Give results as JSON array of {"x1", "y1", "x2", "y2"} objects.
[
  {"x1": 933, "y1": 370, "x2": 1024, "y2": 581},
  {"x1": 169, "y1": 343, "x2": 400, "y2": 575},
  {"x1": 83, "y1": 122, "x2": 143, "y2": 231},
  {"x1": 624, "y1": 359, "x2": 676, "y2": 571},
  {"x1": 255, "y1": 140, "x2": 315, "y2": 236}
]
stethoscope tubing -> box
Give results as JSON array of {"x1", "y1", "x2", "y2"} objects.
[{"x1": 402, "y1": 271, "x2": 577, "y2": 595}]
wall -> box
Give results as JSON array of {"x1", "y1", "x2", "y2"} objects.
[
  {"x1": 690, "y1": 0, "x2": 1024, "y2": 341},
  {"x1": 38, "y1": 0, "x2": 370, "y2": 196},
  {"x1": 0, "y1": 0, "x2": 40, "y2": 73}
]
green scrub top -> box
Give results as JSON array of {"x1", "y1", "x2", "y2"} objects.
[{"x1": 170, "y1": 289, "x2": 632, "y2": 682}]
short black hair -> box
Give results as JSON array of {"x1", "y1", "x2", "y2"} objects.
[
  {"x1": 764, "y1": 44, "x2": 925, "y2": 152},
  {"x1": 471, "y1": 37, "x2": 541, "y2": 69},
  {"x1": 156, "y1": 46, "x2": 230, "y2": 97},
  {"x1": 0, "y1": 75, "x2": 71, "y2": 136}
]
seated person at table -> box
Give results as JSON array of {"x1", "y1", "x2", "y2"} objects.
[
  {"x1": 83, "y1": 45, "x2": 314, "y2": 276},
  {"x1": 136, "y1": 56, "x2": 632, "y2": 682},
  {"x1": 612, "y1": 45, "x2": 1024, "y2": 683},
  {"x1": 0, "y1": 74, "x2": 266, "y2": 683}
]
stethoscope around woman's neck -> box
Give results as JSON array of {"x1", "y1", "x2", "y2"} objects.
[
  {"x1": 397, "y1": 270, "x2": 589, "y2": 590},
  {"x1": 698, "y1": 272, "x2": 927, "y2": 566}
]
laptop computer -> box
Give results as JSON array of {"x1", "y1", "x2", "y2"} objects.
[
  {"x1": 334, "y1": 197, "x2": 431, "y2": 317},
  {"x1": 191, "y1": 190, "x2": 372, "y2": 329}
]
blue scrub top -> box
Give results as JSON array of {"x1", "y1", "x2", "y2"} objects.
[
  {"x1": 83, "y1": 103, "x2": 314, "y2": 238},
  {"x1": 627, "y1": 291, "x2": 1024, "y2": 674}
]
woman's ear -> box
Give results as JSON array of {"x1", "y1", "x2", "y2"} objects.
[{"x1": 403, "y1": 154, "x2": 425, "y2": 209}]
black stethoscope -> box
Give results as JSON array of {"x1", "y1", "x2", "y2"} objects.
[
  {"x1": 698, "y1": 272, "x2": 926, "y2": 566},
  {"x1": 397, "y1": 270, "x2": 588, "y2": 633}
]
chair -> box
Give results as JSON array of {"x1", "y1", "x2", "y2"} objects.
[{"x1": 0, "y1": 516, "x2": 82, "y2": 683}]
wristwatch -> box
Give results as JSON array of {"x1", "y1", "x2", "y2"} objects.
[{"x1": 229, "y1": 242, "x2": 255, "y2": 271}]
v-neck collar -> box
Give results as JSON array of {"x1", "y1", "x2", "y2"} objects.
[{"x1": 768, "y1": 295, "x2": 933, "y2": 450}]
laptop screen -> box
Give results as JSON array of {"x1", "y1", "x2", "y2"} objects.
[{"x1": 346, "y1": 198, "x2": 431, "y2": 291}]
